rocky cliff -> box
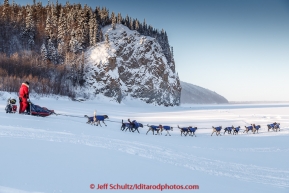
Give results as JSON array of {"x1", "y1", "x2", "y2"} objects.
[
  {"x1": 180, "y1": 81, "x2": 228, "y2": 104},
  {"x1": 83, "y1": 24, "x2": 181, "y2": 106}
]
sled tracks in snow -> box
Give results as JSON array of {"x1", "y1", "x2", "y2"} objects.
[{"x1": 1, "y1": 125, "x2": 289, "y2": 189}]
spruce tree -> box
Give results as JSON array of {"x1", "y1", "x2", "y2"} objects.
[
  {"x1": 129, "y1": 17, "x2": 133, "y2": 30},
  {"x1": 57, "y1": 8, "x2": 66, "y2": 43},
  {"x1": 24, "y1": 6, "x2": 35, "y2": 50},
  {"x1": 143, "y1": 19, "x2": 147, "y2": 35},
  {"x1": 170, "y1": 46, "x2": 174, "y2": 65},
  {"x1": 45, "y1": 9, "x2": 52, "y2": 38},
  {"x1": 88, "y1": 11, "x2": 94, "y2": 46},
  {"x1": 94, "y1": 20, "x2": 99, "y2": 43},
  {"x1": 57, "y1": 8, "x2": 66, "y2": 63},
  {"x1": 105, "y1": 33, "x2": 109, "y2": 48},
  {"x1": 100, "y1": 7, "x2": 109, "y2": 26},
  {"x1": 69, "y1": 30, "x2": 82, "y2": 53},
  {"x1": 117, "y1": 12, "x2": 122, "y2": 24},
  {"x1": 125, "y1": 15, "x2": 129, "y2": 27},
  {"x1": 75, "y1": 9, "x2": 84, "y2": 49},
  {"x1": 135, "y1": 19, "x2": 139, "y2": 31},
  {"x1": 35, "y1": 2, "x2": 43, "y2": 28},
  {"x1": 47, "y1": 38, "x2": 58, "y2": 64},
  {"x1": 94, "y1": 6, "x2": 100, "y2": 22},
  {"x1": 16, "y1": 9, "x2": 23, "y2": 24},
  {"x1": 111, "y1": 11, "x2": 116, "y2": 30},
  {"x1": 79, "y1": 51, "x2": 85, "y2": 86},
  {"x1": 4, "y1": 0, "x2": 9, "y2": 6},
  {"x1": 99, "y1": 30, "x2": 103, "y2": 42},
  {"x1": 89, "y1": 11, "x2": 97, "y2": 46},
  {"x1": 2, "y1": 0, "x2": 9, "y2": 19},
  {"x1": 50, "y1": 3, "x2": 58, "y2": 39},
  {"x1": 41, "y1": 43, "x2": 48, "y2": 60}
]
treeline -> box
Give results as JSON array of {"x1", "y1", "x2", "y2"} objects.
[
  {"x1": 0, "y1": 52, "x2": 86, "y2": 97},
  {"x1": 0, "y1": 0, "x2": 173, "y2": 96}
]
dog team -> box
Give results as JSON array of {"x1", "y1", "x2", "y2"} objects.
[{"x1": 84, "y1": 112, "x2": 281, "y2": 137}]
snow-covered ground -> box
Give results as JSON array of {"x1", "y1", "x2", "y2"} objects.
[{"x1": 1, "y1": 93, "x2": 289, "y2": 193}]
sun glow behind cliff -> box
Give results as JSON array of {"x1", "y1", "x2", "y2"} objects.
[{"x1": 82, "y1": 24, "x2": 181, "y2": 106}]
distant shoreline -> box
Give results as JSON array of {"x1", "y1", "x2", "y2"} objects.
[{"x1": 229, "y1": 101, "x2": 289, "y2": 104}]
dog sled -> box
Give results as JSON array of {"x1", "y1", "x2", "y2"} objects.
[
  {"x1": 29, "y1": 102, "x2": 55, "y2": 117},
  {"x1": 4, "y1": 98, "x2": 54, "y2": 117}
]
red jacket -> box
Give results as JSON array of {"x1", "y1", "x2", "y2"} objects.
[{"x1": 19, "y1": 83, "x2": 29, "y2": 102}]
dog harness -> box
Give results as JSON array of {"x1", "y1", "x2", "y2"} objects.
[
  {"x1": 268, "y1": 124, "x2": 275, "y2": 128},
  {"x1": 189, "y1": 127, "x2": 197, "y2": 132},
  {"x1": 150, "y1": 125, "x2": 159, "y2": 130},
  {"x1": 181, "y1": 127, "x2": 189, "y2": 132},
  {"x1": 254, "y1": 125, "x2": 261, "y2": 130},
  {"x1": 95, "y1": 115, "x2": 106, "y2": 121},
  {"x1": 133, "y1": 121, "x2": 140, "y2": 128},
  {"x1": 163, "y1": 126, "x2": 171, "y2": 130},
  {"x1": 234, "y1": 127, "x2": 240, "y2": 131},
  {"x1": 246, "y1": 126, "x2": 253, "y2": 130},
  {"x1": 225, "y1": 127, "x2": 233, "y2": 131}
]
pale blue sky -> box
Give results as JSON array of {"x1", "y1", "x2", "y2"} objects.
[{"x1": 12, "y1": 0, "x2": 289, "y2": 101}]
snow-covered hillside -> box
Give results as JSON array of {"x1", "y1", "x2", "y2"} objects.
[
  {"x1": 181, "y1": 81, "x2": 228, "y2": 104},
  {"x1": 0, "y1": 92, "x2": 289, "y2": 193},
  {"x1": 82, "y1": 24, "x2": 181, "y2": 106}
]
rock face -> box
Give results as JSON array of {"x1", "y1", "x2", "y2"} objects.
[
  {"x1": 180, "y1": 81, "x2": 228, "y2": 104},
  {"x1": 84, "y1": 24, "x2": 181, "y2": 106}
]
